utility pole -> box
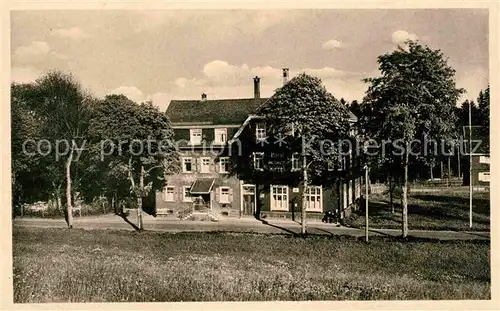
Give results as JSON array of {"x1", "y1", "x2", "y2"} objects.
[
  {"x1": 469, "y1": 102, "x2": 473, "y2": 228},
  {"x1": 301, "y1": 153, "x2": 308, "y2": 235},
  {"x1": 365, "y1": 165, "x2": 369, "y2": 242}
]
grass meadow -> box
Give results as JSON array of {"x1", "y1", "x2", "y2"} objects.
[
  {"x1": 13, "y1": 226, "x2": 490, "y2": 302},
  {"x1": 344, "y1": 188, "x2": 490, "y2": 231}
]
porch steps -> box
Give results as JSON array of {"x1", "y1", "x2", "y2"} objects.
[{"x1": 181, "y1": 211, "x2": 219, "y2": 222}]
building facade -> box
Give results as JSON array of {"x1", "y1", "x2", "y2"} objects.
[{"x1": 155, "y1": 69, "x2": 362, "y2": 220}]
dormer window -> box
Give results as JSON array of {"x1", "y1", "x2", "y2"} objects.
[
  {"x1": 256, "y1": 122, "x2": 266, "y2": 140},
  {"x1": 190, "y1": 129, "x2": 202, "y2": 144},
  {"x1": 214, "y1": 128, "x2": 227, "y2": 144}
]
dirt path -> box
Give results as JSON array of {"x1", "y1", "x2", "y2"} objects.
[{"x1": 13, "y1": 215, "x2": 490, "y2": 241}]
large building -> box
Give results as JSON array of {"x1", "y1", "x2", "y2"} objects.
[{"x1": 155, "y1": 69, "x2": 362, "y2": 220}]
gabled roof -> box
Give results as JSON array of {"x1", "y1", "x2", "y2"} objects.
[{"x1": 167, "y1": 98, "x2": 269, "y2": 125}]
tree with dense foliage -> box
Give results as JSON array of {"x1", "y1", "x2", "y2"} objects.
[
  {"x1": 238, "y1": 73, "x2": 352, "y2": 234},
  {"x1": 476, "y1": 86, "x2": 490, "y2": 137},
  {"x1": 11, "y1": 72, "x2": 93, "y2": 227},
  {"x1": 88, "y1": 95, "x2": 180, "y2": 230},
  {"x1": 11, "y1": 83, "x2": 45, "y2": 215},
  {"x1": 362, "y1": 42, "x2": 464, "y2": 237}
]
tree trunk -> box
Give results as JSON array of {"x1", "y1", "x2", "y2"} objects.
[
  {"x1": 137, "y1": 165, "x2": 145, "y2": 231},
  {"x1": 430, "y1": 163, "x2": 434, "y2": 180},
  {"x1": 301, "y1": 155, "x2": 308, "y2": 235},
  {"x1": 57, "y1": 195, "x2": 62, "y2": 213},
  {"x1": 457, "y1": 147, "x2": 461, "y2": 178},
  {"x1": 401, "y1": 143, "x2": 409, "y2": 237},
  {"x1": 447, "y1": 156, "x2": 451, "y2": 187},
  {"x1": 389, "y1": 173, "x2": 394, "y2": 214},
  {"x1": 65, "y1": 148, "x2": 74, "y2": 228},
  {"x1": 440, "y1": 161, "x2": 444, "y2": 179},
  {"x1": 365, "y1": 166, "x2": 369, "y2": 242}
]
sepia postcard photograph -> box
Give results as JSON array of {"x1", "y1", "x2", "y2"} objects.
[{"x1": 2, "y1": 2, "x2": 498, "y2": 310}]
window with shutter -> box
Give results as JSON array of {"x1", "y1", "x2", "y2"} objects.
[
  {"x1": 164, "y1": 186, "x2": 175, "y2": 202},
  {"x1": 220, "y1": 187, "x2": 230, "y2": 203},
  {"x1": 190, "y1": 129, "x2": 202, "y2": 145},
  {"x1": 200, "y1": 157, "x2": 211, "y2": 173},
  {"x1": 214, "y1": 128, "x2": 228, "y2": 144}
]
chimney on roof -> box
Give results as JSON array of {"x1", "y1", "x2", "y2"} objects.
[
  {"x1": 253, "y1": 76, "x2": 261, "y2": 99},
  {"x1": 283, "y1": 68, "x2": 289, "y2": 85},
  {"x1": 201, "y1": 93, "x2": 207, "y2": 101}
]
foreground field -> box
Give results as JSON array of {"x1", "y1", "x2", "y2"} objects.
[
  {"x1": 13, "y1": 227, "x2": 490, "y2": 302},
  {"x1": 344, "y1": 189, "x2": 490, "y2": 231}
]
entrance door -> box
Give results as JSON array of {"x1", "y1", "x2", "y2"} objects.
[
  {"x1": 242, "y1": 184, "x2": 256, "y2": 216},
  {"x1": 243, "y1": 194, "x2": 255, "y2": 215}
]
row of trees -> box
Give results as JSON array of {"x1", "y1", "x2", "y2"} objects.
[
  {"x1": 12, "y1": 41, "x2": 489, "y2": 237},
  {"x1": 11, "y1": 73, "x2": 179, "y2": 229}
]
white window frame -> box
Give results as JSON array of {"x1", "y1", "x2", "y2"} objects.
[
  {"x1": 256, "y1": 122, "x2": 266, "y2": 140},
  {"x1": 183, "y1": 186, "x2": 193, "y2": 202},
  {"x1": 305, "y1": 186, "x2": 322, "y2": 212},
  {"x1": 253, "y1": 152, "x2": 264, "y2": 171},
  {"x1": 270, "y1": 185, "x2": 289, "y2": 211},
  {"x1": 200, "y1": 157, "x2": 211, "y2": 173},
  {"x1": 189, "y1": 128, "x2": 202, "y2": 145},
  {"x1": 219, "y1": 157, "x2": 230, "y2": 174},
  {"x1": 219, "y1": 187, "x2": 230, "y2": 203},
  {"x1": 214, "y1": 128, "x2": 228, "y2": 144},
  {"x1": 291, "y1": 153, "x2": 300, "y2": 171},
  {"x1": 478, "y1": 172, "x2": 490, "y2": 182},
  {"x1": 164, "y1": 186, "x2": 175, "y2": 202},
  {"x1": 479, "y1": 156, "x2": 490, "y2": 164},
  {"x1": 182, "y1": 157, "x2": 193, "y2": 173}
]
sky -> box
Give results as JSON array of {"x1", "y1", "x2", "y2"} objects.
[{"x1": 11, "y1": 9, "x2": 489, "y2": 111}]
